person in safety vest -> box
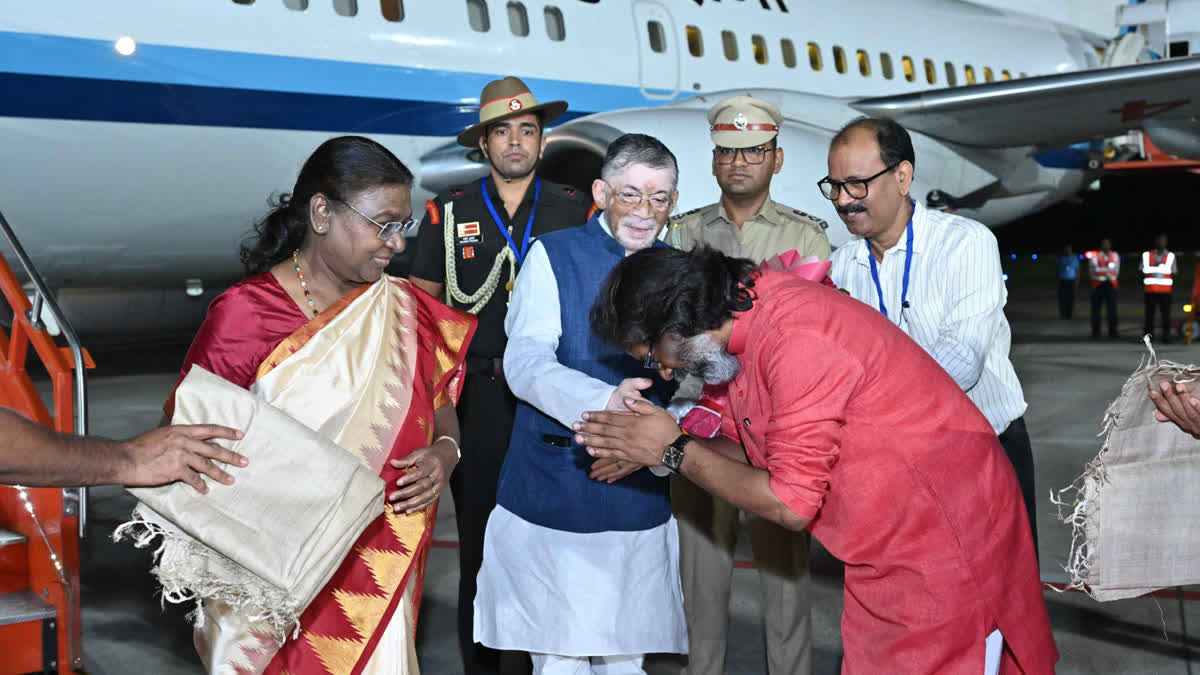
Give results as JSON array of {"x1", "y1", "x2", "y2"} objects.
[
  {"x1": 1089, "y1": 237, "x2": 1120, "y2": 339},
  {"x1": 1141, "y1": 233, "x2": 1178, "y2": 343}
]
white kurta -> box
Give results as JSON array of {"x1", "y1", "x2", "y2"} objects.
[{"x1": 473, "y1": 231, "x2": 687, "y2": 657}]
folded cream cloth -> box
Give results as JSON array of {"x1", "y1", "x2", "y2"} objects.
[
  {"x1": 1053, "y1": 338, "x2": 1200, "y2": 600},
  {"x1": 114, "y1": 366, "x2": 385, "y2": 639}
]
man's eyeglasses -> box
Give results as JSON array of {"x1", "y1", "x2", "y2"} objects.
[
  {"x1": 816, "y1": 162, "x2": 900, "y2": 201},
  {"x1": 333, "y1": 199, "x2": 416, "y2": 240},
  {"x1": 643, "y1": 345, "x2": 661, "y2": 371},
  {"x1": 611, "y1": 186, "x2": 673, "y2": 213},
  {"x1": 713, "y1": 145, "x2": 775, "y2": 165}
]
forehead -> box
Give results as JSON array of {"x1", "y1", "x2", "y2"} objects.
[
  {"x1": 610, "y1": 163, "x2": 675, "y2": 192},
  {"x1": 827, "y1": 128, "x2": 882, "y2": 173},
  {"x1": 350, "y1": 183, "x2": 412, "y2": 215},
  {"x1": 489, "y1": 113, "x2": 541, "y2": 130}
]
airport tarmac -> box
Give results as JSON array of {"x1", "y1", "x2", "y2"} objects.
[{"x1": 57, "y1": 272, "x2": 1199, "y2": 675}]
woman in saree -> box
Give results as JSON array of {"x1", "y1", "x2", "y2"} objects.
[{"x1": 167, "y1": 136, "x2": 476, "y2": 674}]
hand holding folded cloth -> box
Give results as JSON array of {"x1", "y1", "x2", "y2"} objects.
[{"x1": 114, "y1": 366, "x2": 385, "y2": 641}]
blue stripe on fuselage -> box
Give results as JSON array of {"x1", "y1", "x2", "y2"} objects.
[
  {"x1": 0, "y1": 30, "x2": 658, "y2": 132},
  {"x1": 1033, "y1": 142, "x2": 1097, "y2": 169}
]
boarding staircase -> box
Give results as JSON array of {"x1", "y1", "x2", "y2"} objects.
[{"x1": 0, "y1": 208, "x2": 93, "y2": 674}]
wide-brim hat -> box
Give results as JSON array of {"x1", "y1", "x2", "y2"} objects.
[{"x1": 456, "y1": 76, "x2": 568, "y2": 148}]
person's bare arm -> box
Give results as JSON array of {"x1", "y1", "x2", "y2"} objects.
[
  {"x1": 408, "y1": 276, "x2": 443, "y2": 301},
  {"x1": 573, "y1": 399, "x2": 809, "y2": 531},
  {"x1": 0, "y1": 407, "x2": 246, "y2": 492},
  {"x1": 388, "y1": 404, "x2": 460, "y2": 513}
]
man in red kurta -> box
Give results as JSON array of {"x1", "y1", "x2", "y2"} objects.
[{"x1": 576, "y1": 246, "x2": 1058, "y2": 674}]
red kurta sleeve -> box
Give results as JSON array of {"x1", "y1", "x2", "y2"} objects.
[{"x1": 758, "y1": 325, "x2": 864, "y2": 522}]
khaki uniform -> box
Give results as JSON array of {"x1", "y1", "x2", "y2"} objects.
[
  {"x1": 668, "y1": 195, "x2": 829, "y2": 675},
  {"x1": 667, "y1": 196, "x2": 831, "y2": 263}
]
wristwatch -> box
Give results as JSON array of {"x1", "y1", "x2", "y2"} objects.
[{"x1": 661, "y1": 433, "x2": 690, "y2": 474}]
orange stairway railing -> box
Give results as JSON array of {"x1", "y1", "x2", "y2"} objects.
[{"x1": 0, "y1": 208, "x2": 93, "y2": 674}]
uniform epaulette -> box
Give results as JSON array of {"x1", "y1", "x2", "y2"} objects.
[
  {"x1": 670, "y1": 207, "x2": 703, "y2": 221},
  {"x1": 791, "y1": 208, "x2": 829, "y2": 230},
  {"x1": 424, "y1": 199, "x2": 440, "y2": 225},
  {"x1": 448, "y1": 187, "x2": 466, "y2": 198}
]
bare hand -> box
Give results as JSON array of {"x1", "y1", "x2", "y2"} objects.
[
  {"x1": 589, "y1": 456, "x2": 642, "y2": 484},
  {"x1": 389, "y1": 438, "x2": 458, "y2": 514},
  {"x1": 1149, "y1": 379, "x2": 1200, "y2": 439},
  {"x1": 120, "y1": 424, "x2": 247, "y2": 494},
  {"x1": 573, "y1": 397, "x2": 681, "y2": 467},
  {"x1": 607, "y1": 377, "x2": 652, "y2": 411}
]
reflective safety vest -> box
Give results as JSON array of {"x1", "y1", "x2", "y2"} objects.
[
  {"x1": 1089, "y1": 251, "x2": 1120, "y2": 289},
  {"x1": 1142, "y1": 250, "x2": 1175, "y2": 293}
]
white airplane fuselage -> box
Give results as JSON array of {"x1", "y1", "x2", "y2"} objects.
[{"x1": 1, "y1": 0, "x2": 1103, "y2": 293}]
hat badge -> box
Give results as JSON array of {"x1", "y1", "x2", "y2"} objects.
[
  {"x1": 509, "y1": 98, "x2": 523, "y2": 112},
  {"x1": 733, "y1": 112, "x2": 748, "y2": 131}
]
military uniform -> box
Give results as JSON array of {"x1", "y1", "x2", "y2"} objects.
[
  {"x1": 409, "y1": 175, "x2": 590, "y2": 674},
  {"x1": 667, "y1": 196, "x2": 831, "y2": 262},
  {"x1": 669, "y1": 95, "x2": 830, "y2": 675}
]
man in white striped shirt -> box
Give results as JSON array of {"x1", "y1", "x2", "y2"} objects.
[{"x1": 824, "y1": 118, "x2": 1038, "y2": 553}]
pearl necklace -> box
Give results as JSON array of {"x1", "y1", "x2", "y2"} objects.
[{"x1": 292, "y1": 249, "x2": 320, "y2": 315}]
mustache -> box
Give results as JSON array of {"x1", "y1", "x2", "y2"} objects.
[{"x1": 837, "y1": 203, "x2": 867, "y2": 215}]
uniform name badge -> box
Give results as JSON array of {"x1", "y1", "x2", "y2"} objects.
[{"x1": 457, "y1": 221, "x2": 481, "y2": 245}]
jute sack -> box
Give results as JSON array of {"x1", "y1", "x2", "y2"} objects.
[
  {"x1": 115, "y1": 366, "x2": 385, "y2": 639},
  {"x1": 1053, "y1": 340, "x2": 1200, "y2": 600}
]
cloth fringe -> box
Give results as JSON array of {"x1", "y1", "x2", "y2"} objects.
[
  {"x1": 113, "y1": 512, "x2": 300, "y2": 643},
  {"x1": 1051, "y1": 335, "x2": 1198, "y2": 599}
]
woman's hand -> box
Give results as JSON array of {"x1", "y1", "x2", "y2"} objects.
[{"x1": 388, "y1": 437, "x2": 459, "y2": 514}]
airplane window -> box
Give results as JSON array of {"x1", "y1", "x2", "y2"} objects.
[
  {"x1": 901, "y1": 55, "x2": 914, "y2": 82},
  {"x1": 233, "y1": 0, "x2": 254, "y2": 4},
  {"x1": 964, "y1": 64, "x2": 976, "y2": 84},
  {"x1": 944, "y1": 62, "x2": 957, "y2": 86},
  {"x1": 752, "y1": 34, "x2": 768, "y2": 65},
  {"x1": 1019, "y1": 72, "x2": 1028, "y2": 78},
  {"x1": 381, "y1": 0, "x2": 403, "y2": 21},
  {"x1": 508, "y1": 2, "x2": 529, "y2": 36},
  {"x1": 1000, "y1": 69, "x2": 1011, "y2": 80},
  {"x1": 722, "y1": 30, "x2": 739, "y2": 61},
  {"x1": 545, "y1": 6, "x2": 565, "y2": 41},
  {"x1": 686, "y1": 25, "x2": 703, "y2": 57},
  {"x1": 856, "y1": 50, "x2": 870, "y2": 77},
  {"x1": 1169, "y1": 40, "x2": 1190, "y2": 57},
  {"x1": 923, "y1": 58, "x2": 935, "y2": 84},
  {"x1": 833, "y1": 45, "x2": 846, "y2": 74},
  {"x1": 807, "y1": 41, "x2": 821, "y2": 70},
  {"x1": 283, "y1": 0, "x2": 307, "y2": 8},
  {"x1": 781, "y1": 39, "x2": 797, "y2": 68},
  {"x1": 333, "y1": 0, "x2": 356, "y2": 15},
  {"x1": 982, "y1": 66, "x2": 993, "y2": 82},
  {"x1": 880, "y1": 52, "x2": 893, "y2": 79},
  {"x1": 647, "y1": 21, "x2": 667, "y2": 53},
  {"x1": 467, "y1": 0, "x2": 490, "y2": 32}
]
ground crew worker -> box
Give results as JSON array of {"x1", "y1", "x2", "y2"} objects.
[
  {"x1": 408, "y1": 76, "x2": 591, "y2": 675},
  {"x1": 1141, "y1": 233, "x2": 1177, "y2": 343},
  {"x1": 1089, "y1": 237, "x2": 1120, "y2": 339},
  {"x1": 666, "y1": 95, "x2": 830, "y2": 675}
]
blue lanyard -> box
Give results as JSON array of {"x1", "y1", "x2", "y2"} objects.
[
  {"x1": 480, "y1": 177, "x2": 539, "y2": 266},
  {"x1": 866, "y1": 216, "x2": 914, "y2": 320}
]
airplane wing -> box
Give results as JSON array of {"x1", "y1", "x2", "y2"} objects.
[{"x1": 851, "y1": 56, "x2": 1200, "y2": 157}]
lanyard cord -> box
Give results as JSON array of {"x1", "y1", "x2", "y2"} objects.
[
  {"x1": 867, "y1": 216, "x2": 914, "y2": 320},
  {"x1": 481, "y1": 177, "x2": 539, "y2": 266}
]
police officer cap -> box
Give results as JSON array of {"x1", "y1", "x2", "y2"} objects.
[{"x1": 708, "y1": 95, "x2": 782, "y2": 149}]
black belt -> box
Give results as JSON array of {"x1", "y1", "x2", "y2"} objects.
[{"x1": 466, "y1": 355, "x2": 504, "y2": 377}]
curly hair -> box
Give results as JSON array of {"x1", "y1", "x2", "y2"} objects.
[
  {"x1": 240, "y1": 136, "x2": 413, "y2": 275},
  {"x1": 590, "y1": 246, "x2": 757, "y2": 349}
]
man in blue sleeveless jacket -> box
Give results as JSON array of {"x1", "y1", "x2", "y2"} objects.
[{"x1": 473, "y1": 134, "x2": 688, "y2": 674}]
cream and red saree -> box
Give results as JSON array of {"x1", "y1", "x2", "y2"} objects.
[{"x1": 165, "y1": 275, "x2": 474, "y2": 675}]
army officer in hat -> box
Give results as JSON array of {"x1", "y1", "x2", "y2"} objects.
[
  {"x1": 666, "y1": 94, "x2": 830, "y2": 675},
  {"x1": 409, "y1": 75, "x2": 591, "y2": 675}
]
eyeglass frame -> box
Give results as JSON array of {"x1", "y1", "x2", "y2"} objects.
[
  {"x1": 712, "y1": 144, "x2": 777, "y2": 165},
  {"x1": 816, "y1": 162, "x2": 900, "y2": 201},
  {"x1": 330, "y1": 198, "x2": 416, "y2": 240},
  {"x1": 607, "y1": 183, "x2": 675, "y2": 213}
]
